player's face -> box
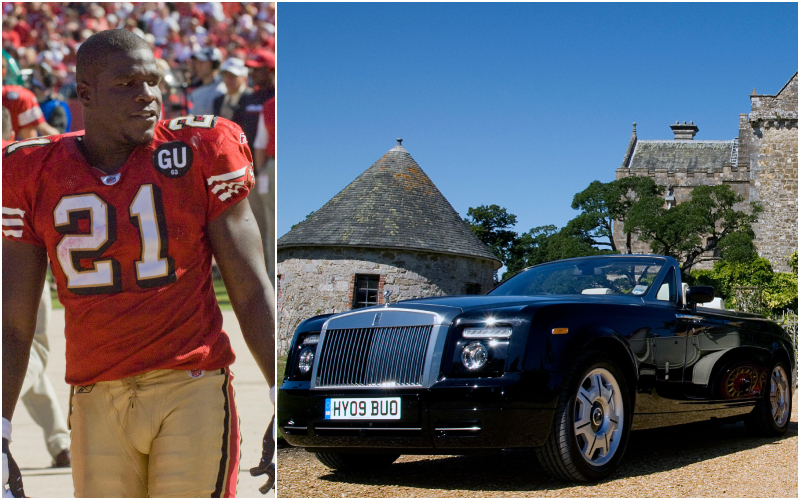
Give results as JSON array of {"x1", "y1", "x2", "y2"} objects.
[{"x1": 93, "y1": 48, "x2": 163, "y2": 146}]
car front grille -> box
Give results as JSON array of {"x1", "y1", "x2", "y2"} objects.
[{"x1": 315, "y1": 325, "x2": 433, "y2": 388}]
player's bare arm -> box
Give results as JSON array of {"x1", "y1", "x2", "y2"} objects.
[
  {"x1": 3, "y1": 239, "x2": 47, "y2": 498},
  {"x1": 208, "y1": 198, "x2": 276, "y2": 387},
  {"x1": 209, "y1": 197, "x2": 277, "y2": 494},
  {"x1": 2, "y1": 239, "x2": 48, "y2": 421}
]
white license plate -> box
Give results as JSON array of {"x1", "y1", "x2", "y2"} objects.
[{"x1": 324, "y1": 397, "x2": 401, "y2": 420}]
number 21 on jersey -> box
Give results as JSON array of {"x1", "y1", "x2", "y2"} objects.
[{"x1": 53, "y1": 184, "x2": 176, "y2": 295}]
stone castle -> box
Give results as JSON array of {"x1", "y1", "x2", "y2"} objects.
[{"x1": 613, "y1": 72, "x2": 797, "y2": 272}]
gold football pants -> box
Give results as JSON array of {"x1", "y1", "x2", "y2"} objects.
[{"x1": 69, "y1": 368, "x2": 240, "y2": 497}]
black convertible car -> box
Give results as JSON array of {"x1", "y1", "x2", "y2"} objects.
[{"x1": 278, "y1": 255, "x2": 795, "y2": 481}]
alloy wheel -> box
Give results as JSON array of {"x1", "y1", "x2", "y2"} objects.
[
  {"x1": 770, "y1": 365, "x2": 790, "y2": 426},
  {"x1": 573, "y1": 367, "x2": 624, "y2": 466}
]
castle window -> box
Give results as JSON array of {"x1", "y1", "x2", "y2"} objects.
[
  {"x1": 665, "y1": 187, "x2": 676, "y2": 210},
  {"x1": 353, "y1": 274, "x2": 380, "y2": 309},
  {"x1": 465, "y1": 283, "x2": 482, "y2": 295},
  {"x1": 707, "y1": 236, "x2": 720, "y2": 257}
]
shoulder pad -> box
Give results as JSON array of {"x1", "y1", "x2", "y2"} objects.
[{"x1": 158, "y1": 115, "x2": 246, "y2": 145}]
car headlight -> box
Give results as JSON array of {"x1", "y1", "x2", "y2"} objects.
[
  {"x1": 447, "y1": 322, "x2": 513, "y2": 376},
  {"x1": 298, "y1": 347, "x2": 315, "y2": 374},
  {"x1": 462, "y1": 326, "x2": 512, "y2": 339},
  {"x1": 461, "y1": 341, "x2": 488, "y2": 371},
  {"x1": 289, "y1": 332, "x2": 320, "y2": 380}
]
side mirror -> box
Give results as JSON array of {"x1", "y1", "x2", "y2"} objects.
[{"x1": 686, "y1": 286, "x2": 715, "y2": 308}]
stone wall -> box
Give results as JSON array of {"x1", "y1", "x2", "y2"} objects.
[
  {"x1": 744, "y1": 74, "x2": 798, "y2": 272},
  {"x1": 276, "y1": 246, "x2": 496, "y2": 353}
]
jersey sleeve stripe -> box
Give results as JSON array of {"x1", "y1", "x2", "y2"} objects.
[
  {"x1": 17, "y1": 106, "x2": 44, "y2": 128},
  {"x1": 3, "y1": 208, "x2": 26, "y2": 238},
  {"x1": 2, "y1": 207, "x2": 25, "y2": 216},
  {"x1": 212, "y1": 182, "x2": 249, "y2": 201},
  {"x1": 206, "y1": 166, "x2": 249, "y2": 185}
]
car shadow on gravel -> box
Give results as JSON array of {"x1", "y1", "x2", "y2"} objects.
[{"x1": 316, "y1": 419, "x2": 797, "y2": 492}]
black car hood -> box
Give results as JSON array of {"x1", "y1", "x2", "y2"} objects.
[
  {"x1": 390, "y1": 295, "x2": 543, "y2": 313},
  {"x1": 303, "y1": 294, "x2": 646, "y2": 333},
  {"x1": 379, "y1": 293, "x2": 643, "y2": 314}
]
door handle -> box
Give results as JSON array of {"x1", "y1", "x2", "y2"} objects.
[{"x1": 676, "y1": 314, "x2": 704, "y2": 322}]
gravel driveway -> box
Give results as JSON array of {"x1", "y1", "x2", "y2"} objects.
[{"x1": 277, "y1": 390, "x2": 797, "y2": 497}]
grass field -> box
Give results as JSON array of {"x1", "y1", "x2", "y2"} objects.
[{"x1": 277, "y1": 354, "x2": 287, "y2": 441}]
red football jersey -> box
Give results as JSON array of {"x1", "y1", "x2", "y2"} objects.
[
  {"x1": 2, "y1": 85, "x2": 45, "y2": 133},
  {"x1": 2, "y1": 116, "x2": 255, "y2": 385}
]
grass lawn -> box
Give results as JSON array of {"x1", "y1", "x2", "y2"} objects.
[
  {"x1": 277, "y1": 354, "x2": 287, "y2": 441},
  {"x1": 213, "y1": 277, "x2": 232, "y2": 310}
]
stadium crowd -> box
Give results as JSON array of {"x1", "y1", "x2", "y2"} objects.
[{"x1": 3, "y1": 2, "x2": 275, "y2": 125}]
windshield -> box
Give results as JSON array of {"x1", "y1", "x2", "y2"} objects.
[{"x1": 489, "y1": 257, "x2": 665, "y2": 297}]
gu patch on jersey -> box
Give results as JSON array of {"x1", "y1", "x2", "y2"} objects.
[{"x1": 152, "y1": 141, "x2": 193, "y2": 179}]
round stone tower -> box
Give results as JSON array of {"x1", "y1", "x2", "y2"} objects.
[{"x1": 276, "y1": 140, "x2": 501, "y2": 352}]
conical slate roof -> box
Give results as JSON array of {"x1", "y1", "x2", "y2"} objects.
[{"x1": 278, "y1": 141, "x2": 501, "y2": 266}]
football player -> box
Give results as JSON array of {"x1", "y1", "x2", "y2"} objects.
[{"x1": 2, "y1": 30, "x2": 275, "y2": 497}]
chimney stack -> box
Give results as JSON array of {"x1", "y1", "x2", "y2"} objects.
[{"x1": 670, "y1": 121, "x2": 699, "y2": 140}]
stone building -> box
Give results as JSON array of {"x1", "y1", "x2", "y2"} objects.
[
  {"x1": 614, "y1": 72, "x2": 797, "y2": 271},
  {"x1": 276, "y1": 140, "x2": 501, "y2": 352}
]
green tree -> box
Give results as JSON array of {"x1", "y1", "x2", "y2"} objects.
[
  {"x1": 465, "y1": 204, "x2": 519, "y2": 263},
  {"x1": 465, "y1": 205, "x2": 520, "y2": 282},
  {"x1": 566, "y1": 177, "x2": 662, "y2": 253},
  {"x1": 504, "y1": 225, "x2": 557, "y2": 278},
  {"x1": 626, "y1": 184, "x2": 762, "y2": 275}
]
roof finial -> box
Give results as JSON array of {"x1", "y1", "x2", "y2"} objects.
[
  {"x1": 632, "y1": 122, "x2": 636, "y2": 132},
  {"x1": 397, "y1": 138, "x2": 403, "y2": 146}
]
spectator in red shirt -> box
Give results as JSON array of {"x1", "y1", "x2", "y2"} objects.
[{"x1": 2, "y1": 57, "x2": 58, "y2": 139}]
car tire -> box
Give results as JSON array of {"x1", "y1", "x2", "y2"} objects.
[
  {"x1": 314, "y1": 452, "x2": 401, "y2": 471},
  {"x1": 535, "y1": 352, "x2": 632, "y2": 482},
  {"x1": 744, "y1": 360, "x2": 792, "y2": 437}
]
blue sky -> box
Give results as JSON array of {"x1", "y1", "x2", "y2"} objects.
[{"x1": 277, "y1": 2, "x2": 798, "y2": 239}]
